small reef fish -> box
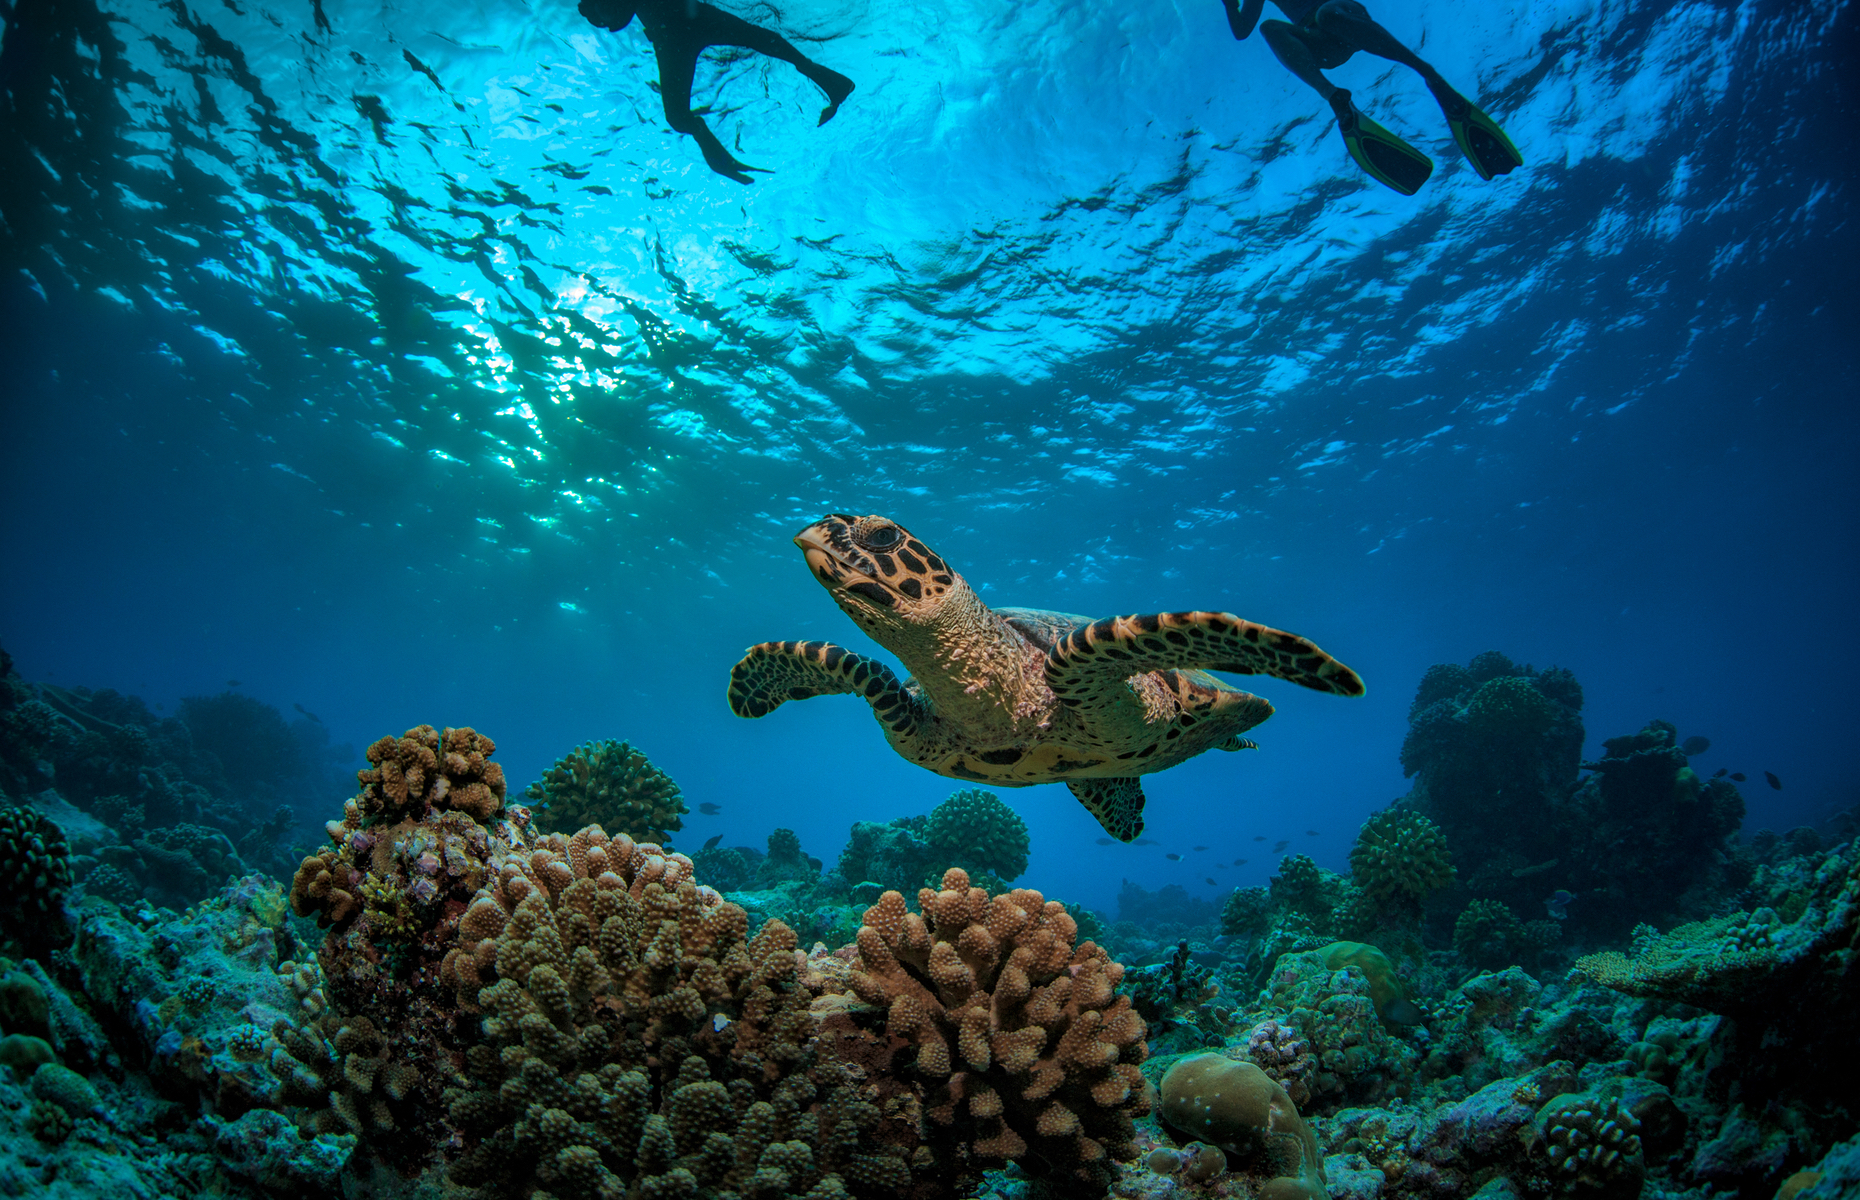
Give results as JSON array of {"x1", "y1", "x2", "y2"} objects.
[
  {"x1": 1205, "y1": 878, "x2": 1216, "y2": 886},
  {"x1": 1095, "y1": 837, "x2": 1113, "y2": 845},
  {"x1": 293, "y1": 703, "x2": 323, "y2": 724},
  {"x1": 1252, "y1": 835, "x2": 1266, "y2": 842},
  {"x1": 1712, "y1": 768, "x2": 1728, "y2": 779},
  {"x1": 1232, "y1": 858, "x2": 1248, "y2": 866},
  {"x1": 1545, "y1": 889, "x2": 1575, "y2": 920},
  {"x1": 1305, "y1": 829, "x2": 1320, "y2": 836},
  {"x1": 1135, "y1": 838, "x2": 1158, "y2": 846},
  {"x1": 702, "y1": 834, "x2": 722, "y2": 850},
  {"x1": 1681, "y1": 735, "x2": 1710, "y2": 756},
  {"x1": 1731, "y1": 773, "x2": 1747, "y2": 782},
  {"x1": 697, "y1": 802, "x2": 722, "y2": 815},
  {"x1": 1765, "y1": 771, "x2": 1782, "y2": 790},
  {"x1": 1272, "y1": 840, "x2": 1290, "y2": 853},
  {"x1": 1192, "y1": 845, "x2": 1209, "y2": 852},
  {"x1": 226, "y1": 679, "x2": 242, "y2": 687},
  {"x1": 1166, "y1": 853, "x2": 1183, "y2": 861}
]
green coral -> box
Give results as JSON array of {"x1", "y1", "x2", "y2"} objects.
[
  {"x1": 757, "y1": 828, "x2": 817, "y2": 887},
  {"x1": 922, "y1": 788, "x2": 1029, "y2": 882},
  {"x1": 1220, "y1": 886, "x2": 1272, "y2": 938},
  {"x1": 524, "y1": 739, "x2": 686, "y2": 843},
  {"x1": 1453, "y1": 899, "x2": 1524, "y2": 969},
  {"x1": 1349, "y1": 807, "x2": 1455, "y2": 913},
  {"x1": 1463, "y1": 675, "x2": 1560, "y2": 738},
  {"x1": 0, "y1": 806, "x2": 74, "y2": 949}
]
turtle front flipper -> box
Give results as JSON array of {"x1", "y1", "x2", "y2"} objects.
[
  {"x1": 1067, "y1": 777, "x2": 1148, "y2": 842},
  {"x1": 728, "y1": 640, "x2": 925, "y2": 737},
  {"x1": 1044, "y1": 611, "x2": 1365, "y2": 702}
]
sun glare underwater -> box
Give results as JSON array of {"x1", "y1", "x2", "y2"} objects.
[{"x1": 0, "y1": 0, "x2": 1857, "y2": 1196}]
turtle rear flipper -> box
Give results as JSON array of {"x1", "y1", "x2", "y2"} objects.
[
  {"x1": 1067, "y1": 777, "x2": 1148, "y2": 842},
  {"x1": 728, "y1": 640, "x2": 925, "y2": 737},
  {"x1": 1045, "y1": 611, "x2": 1365, "y2": 703}
]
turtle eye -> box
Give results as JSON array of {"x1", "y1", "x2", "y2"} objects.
[{"x1": 862, "y1": 524, "x2": 902, "y2": 550}]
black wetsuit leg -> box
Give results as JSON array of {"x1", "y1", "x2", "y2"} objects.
[
  {"x1": 648, "y1": 33, "x2": 760, "y2": 182},
  {"x1": 1311, "y1": 0, "x2": 1446, "y2": 88},
  {"x1": 686, "y1": 4, "x2": 853, "y2": 122},
  {"x1": 1258, "y1": 16, "x2": 1354, "y2": 98}
]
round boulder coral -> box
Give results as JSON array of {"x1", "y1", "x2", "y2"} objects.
[
  {"x1": 1349, "y1": 807, "x2": 1454, "y2": 913},
  {"x1": 523, "y1": 738, "x2": 683, "y2": 842},
  {"x1": 0, "y1": 805, "x2": 74, "y2": 946},
  {"x1": 1159, "y1": 1055, "x2": 1327, "y2": 1200},
  {"x1": 1454, "y1": 898, "x2": 1524, "y2": 969},
  {"x1": 923, "y1": 788, "x2": 1030, "y2": 883}
]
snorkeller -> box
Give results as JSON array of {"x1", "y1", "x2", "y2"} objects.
[
  {"x1": 1220, "y1": 0, "x2": 1523, "y2": 195},
  {"x1": 579, "y1": 0, "x2": 855, "y2": 184}
]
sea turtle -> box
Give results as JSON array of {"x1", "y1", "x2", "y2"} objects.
[{"x1": 727, "y1": 514, "x2": 1364, "y2": 842}]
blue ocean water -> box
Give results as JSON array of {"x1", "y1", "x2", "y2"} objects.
[{"x1": 4, "y1": 0, "x2": 1853, "y2": 913}]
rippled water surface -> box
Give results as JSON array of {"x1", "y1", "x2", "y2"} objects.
[{"x1": 2, "y1": 0, "x2": 1853, "y2": 904}]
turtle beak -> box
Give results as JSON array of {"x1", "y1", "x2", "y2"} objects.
[
  {"x1": 795, "y1": 520, "x2": 895, "y2": 609},
  {"x1": 793, "y1": 528, "x2": 847, "y2": 583}
]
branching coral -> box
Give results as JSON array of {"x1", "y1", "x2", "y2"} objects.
[
  {"x1": 1534, "y1": 1092, "x2": 1646, "y2": 1196},
  {"x1": 356, "y1": 725, "x2": 506, "y2": 823},
  {"x1": 923, "y1": 789, "x2": 1030, "y2": 883},
  {"x1": 275, "y1": 724, "x2": 529, "y2": 1171},
  {"x1": 523, "y1": 737, "x2": 683, "y2": 841},
  {"x1": 1454, "y1": 899, "x2": 1525, "y2": 970},
  {"x1": 0, "y1": 804, "x2": 74, "y2": 949},
  {"x1": 817, "y1": 867, "x2": 1151, "y2": 1198},
  {"x1": 440, "y1": 824, "x2": 910, "y2": 1199},
  {"x1": 1349, "y1": 807, "x2": 1454, "y2": 916}
]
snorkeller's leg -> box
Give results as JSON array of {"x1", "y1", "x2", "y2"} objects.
[
  {"x1": 1258, "y1": 19, "x2": 1345, "y2": 100},
  {"x1": 1312, "y1": 0, "x2": 1523, "y2": 178},
  {"x1": 1262, "y1": 15, "x2": 1431, "y2": 195},
  {"x1": 653, "y1": 38, "x2": 765, "y2": 183},
  {"x1": 690, "y1": 3, "x2": 854, "y2": 125}
]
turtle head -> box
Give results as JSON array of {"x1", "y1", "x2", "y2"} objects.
[{"x1": 794, "y1": 514, "x2": 962, "y2": 627}]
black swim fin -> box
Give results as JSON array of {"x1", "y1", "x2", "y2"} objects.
[
  {"x1": 1433, "y1": 84, "x2": 1523, "y2": 180},
  {"x1": 1329, "y1": 89, "x2": 1432, "y2": 196}
]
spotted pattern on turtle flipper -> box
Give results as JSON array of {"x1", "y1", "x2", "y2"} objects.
[
  {"x1": 1067, "y1": 777, "x2": 1147, "y2": 842},
  {"x1": 728, "y1": 640, "x2": 924, "y2": 737},
  {"x1": 1218, "y1": 735, "x2": 1260, "y2": 752},
  {"x1": 1044, "y1": 611, "x2": 1365, "y2": 702}
]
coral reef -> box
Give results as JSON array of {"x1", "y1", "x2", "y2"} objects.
[
  {"x1": 92, "y1": 820, "x2": 247, "y2": 910},
  {"x1": 524, "y1": 737, "x2": 685, "y2": 842},
  {"x1": 1157, "y1": 1053, "x2": 1327, "y2": 1200},
  {"x1": 923, "y1": 789, "x2": 1030, "y2": 883},
  {"x1": 277, "y1": 724, "x2": 530, "y2": 1170},
  {"x1": 0, "y1": 804, "x2": 74, "y2": 950},
  {"x1": 0, "y1": 649, "x2": 56, "y2": 799},
  {"x1": 1349, "y1": 807, "x2": 1455, "y2": 919},
  {"x1": 759, "y1": 826, "x2": 821, "y2": 887},
  {"x1": 1534, "y1": 1091, "x2": 1645, "y2": 1196},
  {"x1": 1260, "y1": 945, "x2": 1417, "y2": 1109},
  {"x1": 441, "y1": 823, "x2": 912, "y2": 1199},
  {"x1": 1400, "y1": 653, "x2": 1747, "y2": 940},
  {"x1": 837, "y1": 815, "x2": 937, "y2": 895},
  {"x1": 816, "y1": 867, "x2": 1151, "y2": 1198},
  {"x1": 69, "y1": 873, "x2": 298, "y2": 1107}
]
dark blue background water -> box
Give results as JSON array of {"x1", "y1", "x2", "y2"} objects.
[{"x1": 2, "y1": 0, "x2": 1854, "y2": 911}]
